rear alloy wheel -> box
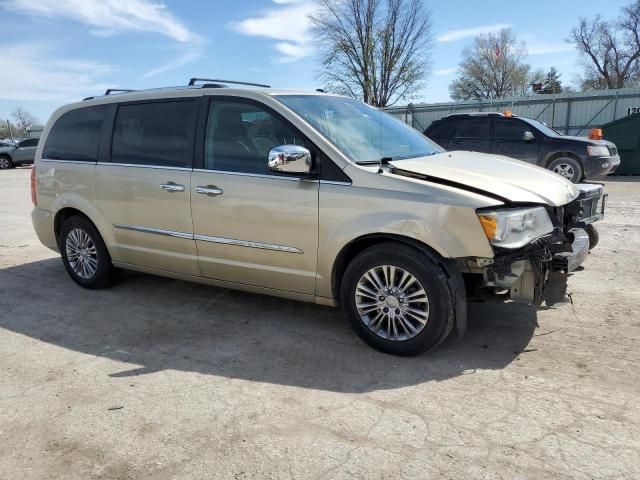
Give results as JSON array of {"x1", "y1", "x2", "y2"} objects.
[
  {"x1": 341, "y1": 243, "x2": 455, "y2": 356},
  {"x1": 0, "y1": 157, "x2": 13, "y2": 169},
  {"x1": 548, "y1": 157, "x2": 583, "y2": 183},
  {"x1": 60, "y1": 216, "x2": 119, "y2": 289}
]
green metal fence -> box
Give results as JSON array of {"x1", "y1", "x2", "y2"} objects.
[{"x1": 385, "y1": 87, "x2": 640, "y2": 137}]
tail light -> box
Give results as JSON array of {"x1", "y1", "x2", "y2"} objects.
[{"x1": 30, "y1": 167, "x2": 37, "y2": 205}]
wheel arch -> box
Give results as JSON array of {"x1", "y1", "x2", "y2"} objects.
[
  {"x1": 53, "y1": 206, "x2": 114, "y2": 258},
  {"x1": 54, "y1": 207, "x2": 90, "y2": 243},
  {"x1": 331, "y1": 233, "x2": 468, "y2": 336}
]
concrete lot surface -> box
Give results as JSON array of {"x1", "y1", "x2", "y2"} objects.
[{"x1": 1, "y1": 167, "x2": 639, "y2": 479}]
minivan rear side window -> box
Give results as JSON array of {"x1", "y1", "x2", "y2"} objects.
[
  {"x1": 111, "y1": 100, "x2": 198, "y2": 168},
  {"x1": 43, "y1": 105, "x2": 106, "y2": 161}
]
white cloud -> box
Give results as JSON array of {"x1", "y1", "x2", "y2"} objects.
[
  {"x1": 141, "y1": 49, "x2": 202, "y2": 79},
  {"x1": 2, "y1": 0, "x2": 196, "y2": 42},
  {"x1": 437, "y1": 23, "x2": 511, "y2": 43},
  {"x1": 434, "y1": 67, "x2": 458, "y2": 76},
  {"x1": 230, "y1": 0, "x2": 318, "y2": 63},
  {"x1": 0, "y1": 44, "x2": 114, "y2": 102}
]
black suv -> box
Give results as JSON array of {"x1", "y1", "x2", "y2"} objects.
[{"x1": 424, "y1": 113, "x2": 620, "y2": 183}]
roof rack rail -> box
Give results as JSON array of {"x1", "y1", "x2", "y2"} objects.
[
  {"x1": 83, "y1": 88, "x2": 138, "y2": 101},
  {"x1": 104, "y1": 88, "x2": 136, "y2": 96},
  {"x1": 188, "y1": 78, "x2": 271, "y2": 88}
]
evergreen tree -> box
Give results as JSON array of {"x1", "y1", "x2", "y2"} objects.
[{"x1": 540, "y1": 67, "x2": 562, "y2": 94}]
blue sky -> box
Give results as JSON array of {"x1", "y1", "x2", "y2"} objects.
[{"x1": 0, "y1": 0, "x2": 631, "y2": 124}]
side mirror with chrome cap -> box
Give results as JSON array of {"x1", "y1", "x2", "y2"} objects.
[
  {"x1": 523, "y1": 131, "x2": 535, "y2": 142},
  {"x1": 268, "y1": 145, "x2": 314, "y2": 175}
]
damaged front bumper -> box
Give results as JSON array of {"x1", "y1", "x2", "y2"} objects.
[{"x1": 463, "y1": 184, "x2": 605, "y2": 306}]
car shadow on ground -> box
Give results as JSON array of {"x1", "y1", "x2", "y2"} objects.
[{"x1": 0, "y1": 258, "x2": 539, "y2": 393}]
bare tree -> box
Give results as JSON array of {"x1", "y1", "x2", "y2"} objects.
[
  {"x1": 0, "y1": 119, "x2": 9, "y2": 139},
  {"x1": 11, "y1": 107, "x2": 39, "y2": 134},
  {"x1": 449, "y1": 29, "x2": 530, "y2": 101},
  {"x1": 569, "y1": 1, "x2": 640, "y2": 89},
  {"x1": 310, "y1": 0, "x2": 432, "y2": 107}
]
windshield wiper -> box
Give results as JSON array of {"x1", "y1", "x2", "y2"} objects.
[{"x1": 356, "y1": 157, "x2": 393, "y2": 165}]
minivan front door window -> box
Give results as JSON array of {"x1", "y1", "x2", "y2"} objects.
[{"x1": 204, "y1": 100, "x2": 310, "y2": 175}]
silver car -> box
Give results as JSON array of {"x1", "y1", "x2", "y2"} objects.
[{"x1": 0, "y1": 137, "x2": 39, "y2": 169}]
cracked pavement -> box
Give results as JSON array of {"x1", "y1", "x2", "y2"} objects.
[{"x1": 1, "y1": 167, "x2": 639, "y2": 479}]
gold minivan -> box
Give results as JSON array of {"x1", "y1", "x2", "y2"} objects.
[{"x1": 31, "y1": 78, "x2": 605, "y2": 355}]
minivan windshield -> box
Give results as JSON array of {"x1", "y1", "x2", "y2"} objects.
[{"x1": 275, "y1": 95, "x2": 443, "y2": 163}]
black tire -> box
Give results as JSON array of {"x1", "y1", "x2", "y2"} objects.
[
  {"x1": 585, "y1": 224, "x2": 599, "y2": 250},
  {"x1": 0, "y1": 156, "x2": 13, "y2": 170},
  {"x1": 60, "y1": 215, "x2": 119, "y2": 289},
  {"x1": 340, "y1": 242, "x2": 455, "y2": 356},
  {"x1": 548, "y1": 156, "x2": 583, "y2": 183}
]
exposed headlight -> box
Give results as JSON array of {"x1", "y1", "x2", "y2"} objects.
[
  {"x1": 477, "y1": 207, "x2": 554, "y2": 249},
  {"x1": 587, "y1": 145, "x2": 610, "y2": 157}
]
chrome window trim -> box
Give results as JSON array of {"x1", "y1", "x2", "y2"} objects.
[
  {"x1": 192, "y1": 170, "x2": 351, "y2": 186},
  {"x1": 319, "y1": 180, "x2": 352, "y2": 186},
  {"x1": 194, "y1": 234, "x2": 303, "y2": 254},
  {"x1": 114, "y1": 224, "x2": 303, "y2": 254},
  {"x1": 41, "y1": 158, "x2": 97, "y2": 165},
  {"x1": 192, "y1": 168, "x2": 303, "y2": 181},
  {"x1": 41, "y1": 161, "x2": 351, "y2": 184},
  {"x1": 97, "y1": 162, "x2": 192, "y2": 172},
  {"x1": 114, "y1": 224, "x2": 193, "y2": 240}
]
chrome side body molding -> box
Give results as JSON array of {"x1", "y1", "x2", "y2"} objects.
[{"x1": 113, "y1": 224, "x2": 303, "y2": 254}]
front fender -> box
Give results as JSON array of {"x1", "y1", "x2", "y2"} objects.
[{"x1": 316, "y1": 185, "x2": 494, "y2": 300}]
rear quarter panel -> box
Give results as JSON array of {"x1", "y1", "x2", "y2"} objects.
[{"x1": 35, "y1": 160, "x2": 116, "y2": 252}]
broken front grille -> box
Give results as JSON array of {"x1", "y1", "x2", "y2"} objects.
[{"x1": 565, "y1": 184, "x2": 606, "y2": 227}]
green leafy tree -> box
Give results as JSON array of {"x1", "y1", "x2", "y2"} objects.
[{"x1": 538, "y1": 67, "x2": 563, "y2": 94}]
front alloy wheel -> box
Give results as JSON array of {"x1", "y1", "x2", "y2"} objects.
[
  {"x1": 355, "y1": 265, "x2": 430, "y2": 341},
  {"x1": 341, "y1": 243, "x2": 455, "y2": 356},
  {"x1": 548, "y1": 157, "x2": 583, "y2": 183},
  {"x1": 553, "y1": 163, "x2": 575, "y2": 180}
]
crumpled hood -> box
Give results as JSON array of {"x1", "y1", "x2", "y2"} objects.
[{"x1": 389, "y1": 151, "x2": 579, "y2": 207}]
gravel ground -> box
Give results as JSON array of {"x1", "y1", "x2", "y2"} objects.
[{"x1": 1, "y1": 166, "x2": 638, "y2": 480}]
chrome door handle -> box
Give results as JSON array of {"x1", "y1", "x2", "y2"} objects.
[
  {"x1": 196, "y1": 186, "x2": 223, "y2": 197},
  {"x1": 161, "y1": 182, "x2": 185, "y2": 192}
]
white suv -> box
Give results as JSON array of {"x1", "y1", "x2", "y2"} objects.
[{"x1": 31, "y1": 78, "x2": 605, "y2": 355}]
